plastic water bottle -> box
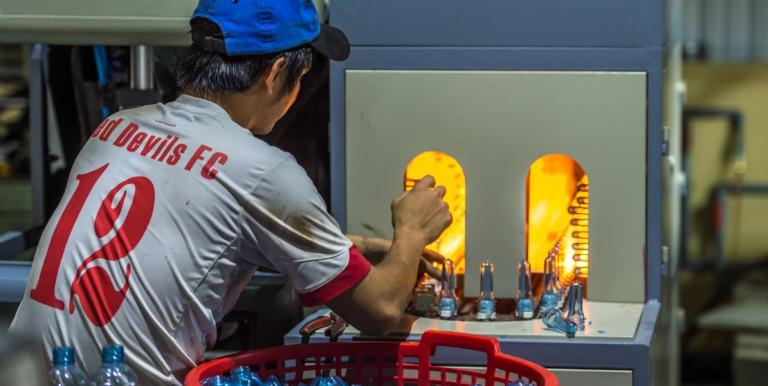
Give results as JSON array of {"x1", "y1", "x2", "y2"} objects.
[
  {"x1": 202, "y1": 375, "x2": 232, "y2": 386},
  {"x1": 50, "y1": 346, "x2": 88, "y2": 386},
  {"x1": 264, "y1": 374, "x2": 285, "y2": 386},
  {"x1": 230, "y1": 365, "x2": 262, "y2": 385},
  {"x1": 89, "y1": 345, "x2": 137, "y2": 385},
  {"x1": 329, "y1": 376, "x2": 348, "y2": 386},
  {"x1": 310, "y1": 376, "x2": 347, "y2": 386}
]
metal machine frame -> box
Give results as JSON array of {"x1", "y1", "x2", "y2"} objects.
[
  {"x1": 328, "y1": 0, "x2": 665, "y2": 304},
  {"x1": 288, "y1": 1, "x2": 673, "y2": 385}
]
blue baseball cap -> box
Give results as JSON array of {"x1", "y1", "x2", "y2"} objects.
[{"x1": 191, "y1": 0, "x2": 350, "y2": 61}]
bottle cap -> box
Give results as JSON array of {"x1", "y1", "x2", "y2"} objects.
[
  {"x1": 102, "y1": 344, "x2": 125, "y2": 364},
  {"x1": 52, "y1": 346, "x2": 74, "y2": 366}
]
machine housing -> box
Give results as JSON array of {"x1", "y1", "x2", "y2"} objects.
[{"x1": 287, "y1": 1, "x2": 678, "y2": 386}]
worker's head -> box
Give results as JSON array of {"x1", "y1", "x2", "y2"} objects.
[{"x1": 177, "y1": 0, "x2": 350, "y2": 135}]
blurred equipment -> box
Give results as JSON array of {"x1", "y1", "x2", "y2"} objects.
[
  {"x1": 681, "y1": 108, "x2": 747, "y2": 268},
  {"x1": 0, "y1": 0, "x2": 183, "y2": 263},
  {"x1": 0, "y1": 333, "x2": 46, "y2": 386},
  {"x1": 683, "y1": 0, "x2": 768, "y2": 61},
  {"x1": 692, "y1": 271, "x2": 768, "y2": 386}
]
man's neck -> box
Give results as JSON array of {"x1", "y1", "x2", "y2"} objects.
[{"x1": 185, "y1": 90, "x2": 256, "y2": 130}]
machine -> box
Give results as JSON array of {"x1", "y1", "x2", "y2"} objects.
[{"x1": 286, "y1": 1, "x2": 681, "y2": 385}]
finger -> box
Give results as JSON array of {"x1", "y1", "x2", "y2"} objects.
[
  {"x1": 414, "y1": 175, "x2": 436, "y2": 190},
  {"x1": 434, "y1": 185, "x2": 447, "y2": 199},
  {"x1": 420, "y1": 258, "x2": 442, "y2": 279},
  {"x1": 422, "y1": 248, "x2": 446, "y2": 264},
  {"x1": 444, "y1": 212, "x2": 454, "y2": 228}
]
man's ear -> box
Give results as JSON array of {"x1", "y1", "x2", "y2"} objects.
[{"x1": 264, "y1": 57, "x2": 288, "y2": 96}]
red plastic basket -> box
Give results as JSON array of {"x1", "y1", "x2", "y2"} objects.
[{"x1": 185, "y1": 330, "x2": 558, "y2": 386}]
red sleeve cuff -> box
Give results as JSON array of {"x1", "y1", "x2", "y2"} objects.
[{"x1": 296, "y1": 245, "x2": 372, "y2": 307}]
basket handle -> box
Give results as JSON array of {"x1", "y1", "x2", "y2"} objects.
[
  {"x1": 416, "y1": 330, "x2": 500, "y2": 386},
  {"x1": 300, "y1": 315, "x2": 333, "y2": 344}
]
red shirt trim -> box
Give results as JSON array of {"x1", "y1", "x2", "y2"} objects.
[{"x1": 297, "y1": 245, "x2": 372, "y2": 307}]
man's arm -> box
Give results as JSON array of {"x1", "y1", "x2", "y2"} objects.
[
  {"x1": 239, "y1": 155, "x2": 449, "y2": 335},
  {"x1": 347, "y1": 234, "x2": 445, "y2": 278},
  {"x1": 346, "y1": 235, "x2": 390, "y2": 264},
  {"x1": 327, "y1": 176, "x2": 451, "y2": 335}
]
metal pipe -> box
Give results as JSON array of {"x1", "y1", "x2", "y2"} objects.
[
  {"x1": 0, "y1": 261, "x2": 32, "y2": 302},
  {"x1": 29, "y1": 44, "x2": 46, "y2": 224},
  {"x1": 130, "y1": 45, "x2": 154, "y2": 90}
]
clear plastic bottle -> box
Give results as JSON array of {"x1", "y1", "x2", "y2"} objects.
[
  {"x1": 541, "y1": 308, "x2": 577, "y2": 338},
  {"x1": 202, "y1": 375, "x2": 232, "y2": 386},
  {"x1": 438, "y1": 260, "x2": 458, "y2": 319},
  {"x1": 515, "y1": 259, "x2": 534, "y2": 319},
  {"x1": 89, "y1": 345, "x2": 137, "y2": 386},
  {"x1": 329, "y1": 376, "x2": 348, "y2": 386},
  {"x1": 566, "y1": 282, "x2": 586, "y2": 330},
  {"x1": 476, "y1": 261, "x2": 496, "y2": 321},
  {"x1": 539, "y1": 254, "x2": 558, "y2": 313},
  {"x1": 50, "y1": 346, "x2": 88, "y2": 386},
  {"x1": 263, "y1": 374, "x2": 285, "y2": 386},
  {"x1": 310, "y1": 377, "x2": 336, "y2": 386},
  {"x1": 230, "y1": 365, "x2": 255, "y2": 385}
]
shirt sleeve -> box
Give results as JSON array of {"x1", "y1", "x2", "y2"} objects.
[{"x1": 240, "y1": 155, "x2": 371, "y2": 306}]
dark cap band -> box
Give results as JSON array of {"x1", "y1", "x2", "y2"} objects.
[{"x1": 309, "y1": 24, "x2": 351, "y2": 61}]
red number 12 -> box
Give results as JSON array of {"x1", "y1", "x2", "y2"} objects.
[{"x1": 29, "y1": 163, "x2": 155, "y2": 326}]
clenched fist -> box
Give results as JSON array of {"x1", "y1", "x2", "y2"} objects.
[{"x1": 391, "y1": 175, "x2": 453, "y2": 245}]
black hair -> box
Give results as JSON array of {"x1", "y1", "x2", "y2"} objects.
[{"x1": 176, "y1": 18, "x2": 313, "y2": 96}]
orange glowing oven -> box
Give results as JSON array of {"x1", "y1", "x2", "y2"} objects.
[{"x1": 405, "y1": 152, "x2": 589, "y2": 285}]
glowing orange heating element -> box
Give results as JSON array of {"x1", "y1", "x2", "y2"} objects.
[
  {"x1": 527, "y1": 154, "x2": 589, "y2": 282},
  {"x1": 404, "y1": 151, "x2": 466, "y2": 274}
]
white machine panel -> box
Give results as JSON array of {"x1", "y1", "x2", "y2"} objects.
[{"x1": 345, "y1": 70, "x2": 647, "y2": 302}]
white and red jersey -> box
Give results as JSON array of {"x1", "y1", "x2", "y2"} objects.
[{"x1": 9, "y1": 95, "x2": 371, "y2": 384}]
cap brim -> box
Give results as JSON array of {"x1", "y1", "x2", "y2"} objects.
[{"x1": 309, "y1": 24, "x2": 350, "y2": 61}]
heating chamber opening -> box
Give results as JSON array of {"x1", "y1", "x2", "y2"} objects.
[
  {"x1": 527, "y1": 154, "x2": 589, "y2": 285},
  {"x1": 404, "y1": 151, "x2": 466, "y2": 274}
]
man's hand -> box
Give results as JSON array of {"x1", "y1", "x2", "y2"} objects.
[
  {"x1": 328, "y1": 176, "x2": 452, "y2": 336},
  {"x1": 418, "y1": 248, "x2": 445, "y2": 278},
  {"x1": 347, "y1": 235, "x2": 446, "y2": 279},
  {"x1": 391, "y1": 176, "x2": 453, "y2": 245}
]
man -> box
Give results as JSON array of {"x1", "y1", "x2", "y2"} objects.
[{"x1": 10, "y1": 0, "x2": 452, "y2": 384}]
